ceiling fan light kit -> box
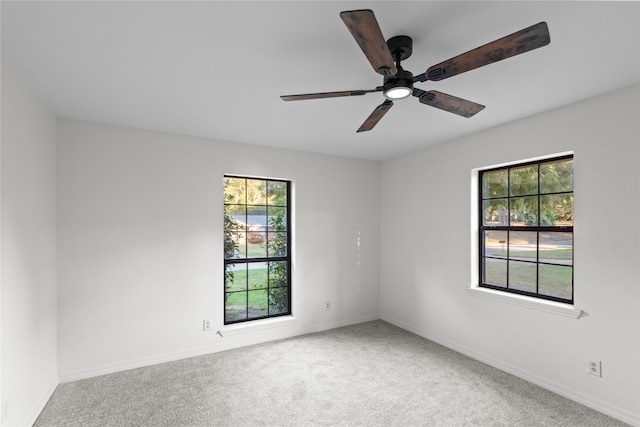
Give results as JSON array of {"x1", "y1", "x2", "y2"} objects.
[
  {"x1": 383, "y1": 86, "x2": 412, "y2": 100},
  {"x1": 281, "y1": 9, "x2": 550, "y2": 132}
]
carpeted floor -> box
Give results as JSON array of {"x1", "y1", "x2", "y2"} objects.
[{"x1": 35, "y1": 321, "x2": 628, "y2": 426}]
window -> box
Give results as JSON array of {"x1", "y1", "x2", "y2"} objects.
[
  {"x1": 479, "y1": 155, "x2": 573, "y2": 303},
  {"x1": 224, "y1": 176, "x2": 291, "y2": 324}
]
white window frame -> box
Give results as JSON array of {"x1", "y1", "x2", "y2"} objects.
[{"x1": 469, "y1": 152, "x2": 582, "y2": 319}]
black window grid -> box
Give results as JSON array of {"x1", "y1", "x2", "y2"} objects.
[
  {"x1": 223, "y1": 176, "x2": 291, "y2": 324},
  {"x1": 479, "y1": 155, "x2": 574, "y2": 304}
]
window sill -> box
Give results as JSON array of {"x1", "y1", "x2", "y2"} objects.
[
  {"x1": 468, "y1": 286, "x2": 582, "y2": 319},
  {"x1": 218, "y1": 316, "x2": 297, "y2": 337}
]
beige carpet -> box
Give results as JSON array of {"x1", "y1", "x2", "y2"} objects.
[{"x1": 35, "y1": 321, "x2": 627, "y2": 426}]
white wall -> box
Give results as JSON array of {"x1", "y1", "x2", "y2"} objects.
[
  {"x1": 1, "y1": 62, "x2": 58, "y2": 426},
  {"x1": 56, "y1": 119, "x2": 380, "y2": 380},
  {"x1": 380, "y1": 85, "x2": 640, "y2": 425}
]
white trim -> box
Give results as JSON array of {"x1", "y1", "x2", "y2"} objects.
[
  {"x1": 59, "y1": 345, "x2": 227, "y2": 383},
  {"x1": 218, "y1": 315, "x2": 297, "y2": 337},
  {"x1": 473, "y1": 151, "x2": 575, "y2": 171},
  {"x1": 22, "y1": 378, "x2": 58, "y2": 427},
  {"x1": 467, "y1": 286, "x2": 582, "y2": 319},
  {"x1": 380, "y1": 314, "x2": 637, "y2": 426},
  {"x1": 59, "y1": 314, "x2": 378, "y2": 383}
]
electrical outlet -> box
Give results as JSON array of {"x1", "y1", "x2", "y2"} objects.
[
  {"x1": 203, "y1": 319, "x2": 211, "y2": 332},
  {"x1": 325, "y1": 302, "x2": 331, "y2": 311},
  {"x1": 587, "y1": 358, "x2": 602, "y2": 377},
  {"x1": 3, "y1": 401, "x2": 9, "y2": 421}
]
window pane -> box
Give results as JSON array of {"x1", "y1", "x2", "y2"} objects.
[
  {"x1": 508, "y1": 260, "x2": 537, "y2": 293},
  {"x1": 225, "y1": 308, "x2": 245, "y2": 323},
  {"x1": 540, "y1": 159, "x2": 573, "y2": 194},
  {"x1": 508, "y1": 231, "x2": 537, "y2": 261},
  {"x1": 224, "y1": 229, "x2": 240, "y2": 260},
  {"x1": 225, "y1": 291, "x2": 247, "y2": 322},
  {"x1": 510, "y1": 165, "x2": 538, "y2": 196},
  {"x1": 224, "y1": 177, "x2": 246, "y2": 205},
  {"x1": 482, "y1": 170, "x2": 508, "y2": 198},
  {"x1": 246, "y1": 206, "x2": 267, "y2": 231},
  {"x1": 267, "y1": 207, "x2": 287, "y2": 231},
  {"x1": 230, "y1": 232, "x2": 246, "y2": 258},
  {"x1": 268, "y1": 261, "x2": 287, "y2": 288},
  {"x1": 268, "y1": 181, "x2": 287, "y2": 206},
  {"x1": 247, "y1": 262, "x2": 268, "y2": 290},
  {"x1": 483, "y1": 258, "x2": 507, "y2": 287},
  {"x1": 510, "y1": 196, "x2": 538, "y2": 226},
  {"x1": 246, "y1": 179, "x2": 267, "y2": 205},
  {"x1": 225, "y1": 205, "x2": 246, "y2": 223},
  {"x1": 540, "y1": 194, "x2": 573, "y2": 226},
  {"x1": 269, "y1": 287, "x2": 289, "y2": 315},
  {"x1": 248, "y1": 290, "x2": 269, "y2": 318},
  {"x1": 483, "y1": 199, "x2": 508, "y2": 226},
  {"x1": 225, "y1": 263, "x2": 247, "y2": 292},
  {"x1": 484, "y1": 230, "x2": 507, "y2": 258},
  {"x1": 247, "y1": 232, "x2": 266, "y2": 257},
  {"x1": 539, "y1": 264, "x2": 572, "y2": 300},
  {"x1": 268, "y1": 232, "x2": 287, "y2": 257},
  {"x1": 539, "y1": 232, "x2": 573, "y2": 265}
]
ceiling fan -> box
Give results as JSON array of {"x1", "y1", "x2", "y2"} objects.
[{"x1": 280, "y1": 9, "x2": 550, "y2": 132}]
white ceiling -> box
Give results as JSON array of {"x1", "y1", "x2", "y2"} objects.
[{"x1": 2, "y1": 1, "x2": 639, "y2": 161}]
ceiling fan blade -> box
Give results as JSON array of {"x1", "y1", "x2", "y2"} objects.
[
  {"x1": 340, "y1": 10, "x2": 397, "y2": 77},
  {"x1": 357, "y1": 100, "x2": 393, "y2": 132},
  {"x1": 425, "y1": 22, "x2": 550, "y2": 81},
  {"x1": 281, "y1": 88, "x2": 380, "y2": 101},
  {"x1": 414, "y1": 89, "x2": 485, "y2": 118}
]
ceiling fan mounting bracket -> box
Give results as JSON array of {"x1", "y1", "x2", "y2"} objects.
[{"x1": 386, "y1": 35, "x2": 413, "y2": 62}]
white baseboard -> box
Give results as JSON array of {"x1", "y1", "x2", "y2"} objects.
[
  {"x1": 59, "y1": 344, "x2": 229, "y2": 383},
  {"x1": 380, "y1": 314, "x2": 639, "y2": 427},
  {"x1": 59, "y1": 314, "x2": 379, "y2": 383},
  {"x1": 17, "y1": 377, "x2": 58, "y2": 427},
  {"x1": 308, "y1": 314, "x2": 380, "y2": 334}
]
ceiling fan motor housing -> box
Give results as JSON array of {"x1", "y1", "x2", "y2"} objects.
[
  {"x1": 383, "y1": 67, "x2": 414, "y2": 90},
  {"x1": 383, "y1": 66, "x2": 414, "y2": 99}
]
